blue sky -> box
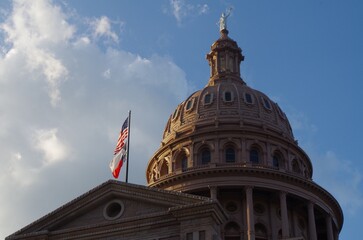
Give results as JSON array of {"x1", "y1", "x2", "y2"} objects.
[{"x1": 0, "y1": 0, "x2": 362, "y2": 239}]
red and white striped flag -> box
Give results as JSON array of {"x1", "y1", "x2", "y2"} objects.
[{"x1": 109, "y1": 117, "x2": 129, "y2": 178}]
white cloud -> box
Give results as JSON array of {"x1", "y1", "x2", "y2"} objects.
[
  {"x1": 34, "y1": 128, "x2": 69, "y2": 165},
  {"x1": 90, "y1": 16, "x2": 120, "y2": 43},
  {"x1": 168, "y1": 0, "x2": 209, "y2": 25},
  {"x1": 0, "y1": 0, "x2": 73, "y2": 106},
  {"x1": 0, "y1": 0, "x2": 188, "y2": 238},
  {"x1": 198, "y1": 4, "x2": 209, "y2": 15}
]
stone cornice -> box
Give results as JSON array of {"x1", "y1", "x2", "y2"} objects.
[{"x1": 149, "y1": 166, "x2": 343, "y2": 230}]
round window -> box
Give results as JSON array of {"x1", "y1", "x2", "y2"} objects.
[
  {"x1": 103, "y1": 200, "x2": 124, "y2": 220},
  {"x1": 225, "y1": 201, "x2": 238, "y2": 213},
  {"x1": 254, "y1": 203, "x2": 266, "y2": 215}
]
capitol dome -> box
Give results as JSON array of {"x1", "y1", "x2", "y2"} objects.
[
  {"x1": 146, "y1": 28, "x2": 343, "y2": 240},
  {"x1": 147, "y1": 29, "x2": 313, "y2": 186}
]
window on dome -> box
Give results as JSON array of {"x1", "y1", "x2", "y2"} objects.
[
  {"x1": 204, "y1": 93, "x2": 213, "y2": 105},
  {"x1": 273, "y1": 153, "x2": 282, "y2": 169},
  {"x1": 225, "y1": 147, "x2": 236, "y2": 163},
  {"x1": 262, "y1": 97, "x2": 271, "y2": 110},
  {"x1": 250, "y1": 148, "x2": 260, "y2": 164},
  {"x1": 292, "y1": 159, "x2": 301, "y2": 173},
  {"x1": 181, "y1": 156, "x2": 187, "y2": 172},
  {"x1": 224, "y1": 91, "x2": 233, "y2": 102},
  {"x1": 185, "y1": 98, "x2": 194, "y2": 111},
  {"x1": 245, "y1": 93, "x2": 253, "y2": 104},
  {"x1": 172, "y1": 106, "x2": 179, "y2": 120},
  {"x1": 220, "y1": 56, "x2": 226, "y2": 72},
  {"x1": 200, "y1": 148, "x2": 211, "y2": 165},
  {"x1": 175, "y1": 152, "x2": 188, "y2": 172},
  {"x1": 159, "y1": 160, "x2": 168, "y2": 176}
]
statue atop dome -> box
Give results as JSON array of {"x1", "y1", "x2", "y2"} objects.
[{"x1": 219, "y1": 7, "x2": 232, "y2": 31}]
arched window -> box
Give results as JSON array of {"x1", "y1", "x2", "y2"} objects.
[
  {"x1": 159, "y1": 160, "x2": 168, "y2": 176},
  {"x1": 224, "y1": 222, "x2": 241, "y2": 240},
  {"x1": 255, "y1": 223, "x2": 268, "y2": 240},
  {"x1": 224, "y1": 91, "x2": 233, "y2": 102},
  {"x1": 181, "y1": 156, "x2": 187, "y2": 172},
  {"x1": 273, "y1": 155, "x2": 280, "y2": 168},
  {"x1": 199, "y1": 147, "x2": 211, "y2": 165},
  {"x1": 244, "y1": 93, "x2": 253, "y2": 104},
  {"x1": 250, "y1": 148, "x2": 260, "y2": 164},
  {"x1": 273, "y1": 152, "x2": 283, "y2": 169},
  {"x1": 262, "y1": 97, "x2": 271, "y2": 110},
  {"x1": 225, "y1": 147, "x2": 235, "y2": 163},
  {"x1": 292, "y1": 159, "x2": 301, "y2": 173},
  {"x1": 204, "y1": 93, "x2": 213, "y2": 105},
  {"x1": 175, "y1": 152, "x2": 188, "y2": 172}
]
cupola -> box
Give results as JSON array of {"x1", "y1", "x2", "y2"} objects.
[{"x1": 206, "y1": 29, "x2": 245, "y2": 85}]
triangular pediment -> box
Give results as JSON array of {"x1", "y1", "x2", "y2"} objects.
[{"x1": 7, "y1": 180, "x2": 214, "y2": 239}]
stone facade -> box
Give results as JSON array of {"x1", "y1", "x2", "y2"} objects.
[
  {"x1": 8, "y1": 28, "x2": 343, "y2": 240},
  {"x1": 7, "y1": 181, "x2": 226, "y2": 240}
]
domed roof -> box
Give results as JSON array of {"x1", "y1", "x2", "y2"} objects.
[
  {"x1": 145, "y1": 27, "x2": 343, "y2": 237},
  {"x1": 146, "y1": 28, "x2": 313, "y2": 188},
  {"x1": 162, "y1": 30, "x2": 294, "y2": 146}
]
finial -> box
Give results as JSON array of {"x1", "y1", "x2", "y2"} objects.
[{"x1": 218, "y1": 7, "x2": 233, "y2": 32}]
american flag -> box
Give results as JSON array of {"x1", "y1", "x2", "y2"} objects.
[
  {"x1": 109, "y1": 117, "x2": 129, "y2": 179},
  {"x1": 114, "y1": 119, "x2": 129, "y2": 155}
]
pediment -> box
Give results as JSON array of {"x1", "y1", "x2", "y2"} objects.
[{"x1": 7, "y1": 180, "x2": 211, "y2": 239}]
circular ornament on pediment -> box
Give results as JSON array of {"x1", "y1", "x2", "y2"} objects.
[{"x1": 103, "y1": 199, "x2": 125, "y2": 220}]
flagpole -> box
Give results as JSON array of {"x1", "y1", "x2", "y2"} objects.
[{"x1": 125, "y1": 110, "x2": 131, "y2": 183}]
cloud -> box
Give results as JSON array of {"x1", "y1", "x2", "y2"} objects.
[
  {"x1": 167, "y1": 0, "x2": 209, "y2": 25},
  {"x1": 0, "y1": 0, "x2": 188, "y2": 238},
  {"x1": 33, "y1": 128, "x2": 69, "y2": 165},
  {"x1": 198, "y1": 4, "x2": 209, "y2": 15},
  {"x1": 90, "y1": 16, "x2": 120, "y2": 43},
  {"x1": 0, "y1": 0, "x2": 73, "y2": 106}
]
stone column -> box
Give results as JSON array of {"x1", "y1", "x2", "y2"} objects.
[
  {"x1": 326, "y1": 214, "x2": 334, "y2": 240},
  {"x1": 245, "y1": 186, "x2": 255, "y2": 240},
  {"x1": 210, "y1": 186, "x2": 218, "y2": 200},
  {"x1": 308, "y1": 201, "x2": 317, "y2": 240},
  {"x1": 242, "y1": 139, "x2": 247, "y2": 165},
  {"x1": 269, "y1": 200, "x2": 277, "y2": 240},
  {"x1": 292, "y1": 210, "x2": 299, "y2": 238},
  {"x1": 280, "y1": 192, "x2": 290, "y2": 238}
]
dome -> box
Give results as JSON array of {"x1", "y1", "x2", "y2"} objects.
[
  {"x1": 162, "y1": 80, "x2": 294, "y2": 146},
  {"x1": 162, "y1": 29, "x2": 294, "y2": 146},
  {"x1": 147, "y1": 29, "x2": 313, "y2": 186},
  {"x1": 146, "y1": 27, "x2": 343, "y2": 238}
]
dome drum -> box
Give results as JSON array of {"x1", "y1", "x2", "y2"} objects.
[{"x1": 147, "y1": 131, "x2": 312, "y2": 186}]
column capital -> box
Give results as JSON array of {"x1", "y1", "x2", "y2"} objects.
[
  {"x1": 308, "y1": 200, "x2": 316, "y2": 208},
  {"x1": 279, "y1": 191, "x2": 287, "y2": 196},
  {"x1": 244, "y1": 185, "x2": 254, "y2": 191}
]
